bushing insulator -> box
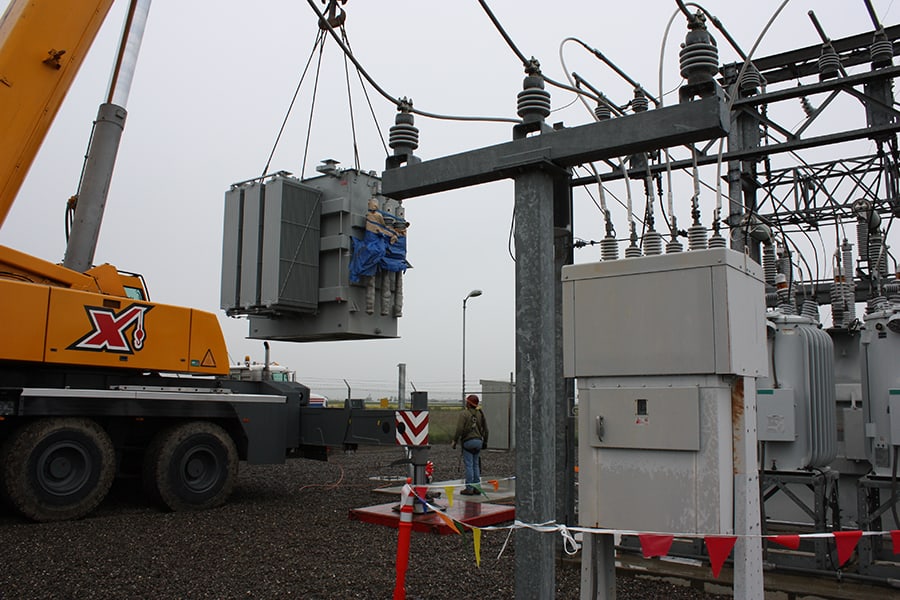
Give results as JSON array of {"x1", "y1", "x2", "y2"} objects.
[
  {"x1": 871, "y1": 30, "x2": 894, "y2": 68},
  {"x1": 642, "y1": 230, "x2": 663, "y2": 255},
  {"x1": 679, "y1": 15, "x2": 719, "y2": 86},
  {"x1": 830, "y1": 282, "x2": 846, "y2": 327},
  {"x1": 600, "y1": 236, "x2": 619, "y2": 261},
  {"x1": 763, "y1": 243, "x2": 777, "y2": 287},
  {"x1": 867, "y1": 295, "x2": 889, "y2": 314},
  {"x1": 688, "y1": 224, "x2": 708, "y2": 250},
  {"x1": 389, "y1": 111, "x2": 419, "y2": 154},
  {"x1": 708, "y1": 232, "x2": 726, "y2": 248},
  {"x1": 624, "y1": 243, "x2": 642, "y2": 258},
  {"x1": 869, "y1": 231, "x2": 887, "y2": 276},
  {"x1": 631, "y1": 89, "x2": 649, "y2": 113},
  {"x1": 666, "y1": 238, "x2": 684, "y2": 254},
  {"x1": 800, "y1": 299, "x2": 820, "y2": 322},
  {"x1": 739, "y1": 62, "x2": 762, "y2": 96},
  {"x1": 594, "y1": 103, "x2": 612, "y2": 120},
  {"x1": 517, "y1": 74, "x2": 551, "y2": 122},
  {"x1": 818, "y1": 43, "x2": 841, "y2": 80}
]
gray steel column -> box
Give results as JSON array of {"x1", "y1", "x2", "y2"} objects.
[
  {"x1": 733, "y1": 376, "x2": 764, "y2": 599},
  {"x1": 554, "y1": 174, "x2": 577, "y2": 549},
  {"x1": 726, "y1": 93, "x2": 761, "y2": 261},
  {"x1": 580, "y1": 533, "x2": 616, "y2": 599},
  {"x1": 398, "y1": 363, "x2": 406, "y2": 410},
  {"x1": 63, "y1": 103, "x2": 127, "y2": 272},
  {"x1": 514, "y1": 167, "x2": 558, "y2": 599}
]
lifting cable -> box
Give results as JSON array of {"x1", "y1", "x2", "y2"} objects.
[
  {"x1": 340, "y1": 25, "x2": 361, "y2": 170},
  {"x1": 306, "y1": 0, "x2": 519, "y2": 124},
  {"x1": 300, "y1": 32, "x2": 328, "y2": 178},
  {"x1": 261, "y1": 29, "x2": 326, "y2": 178}
]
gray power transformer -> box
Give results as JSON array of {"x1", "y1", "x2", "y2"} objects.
[
  {"x1": 221, "y1": 166, "x2": 402, "y2": 341},
  {"x1": 860, "y1": 304, "x2": 900, "y2": 477},
  {"x1": 562, "y1": 248, "x2": 767, "y2": 534}
]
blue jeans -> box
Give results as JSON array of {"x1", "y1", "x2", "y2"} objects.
[{"x1": 462, "y1": 438, "x2": 483, "y2": 490}]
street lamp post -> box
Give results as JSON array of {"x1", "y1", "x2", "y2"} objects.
[{"x1": 462, "y1": 289, "x2": 483, "y2": 402}]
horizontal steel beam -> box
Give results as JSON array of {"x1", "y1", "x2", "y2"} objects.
[
  {"x1": 726, "y1": 24, "x2": 900, "y2": 86},
  {"x1": 381, "y1": 91, "x2": 730, "y2": 200},
  {"x1": 572, "y1": 122, "x2": 900, "y2": 187}
]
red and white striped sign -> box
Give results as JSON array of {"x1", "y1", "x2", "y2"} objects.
[{"x1": 395, "y1": 410, "x2": 429, "y2": 446}]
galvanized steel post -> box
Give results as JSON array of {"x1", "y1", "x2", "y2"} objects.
[{"x1": 514, "y1": 167, "x2": 559, "y2": 599}]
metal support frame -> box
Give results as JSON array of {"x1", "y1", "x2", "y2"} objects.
[
  {"x1": 761, "y1": 469, "x2": 841, "y2": 570},
  {"x1": 856, "y1": 475, "x2": 900, "y2": 577},
  {"x1": 381, "y1": 87, "x2": 729, "y2": 600}
]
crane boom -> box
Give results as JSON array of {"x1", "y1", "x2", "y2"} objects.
[{"x1": 0, "y1": 0, "x2": 116, "y2": 228}]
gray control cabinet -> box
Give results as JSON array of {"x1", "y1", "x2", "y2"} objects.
[
  {"x1": 562, "y1": 248, "x2": 767, "y2": 378},
  {"x1": 563, "y1": 249, "x2": 766, "y2": 534},
  {"x1": 221, "y1": 168, "x2": 401, "y2": 341}
]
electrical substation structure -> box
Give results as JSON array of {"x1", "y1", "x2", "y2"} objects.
[{"x1": 379, "y1": 4, "x2": 900, "y2": 599}]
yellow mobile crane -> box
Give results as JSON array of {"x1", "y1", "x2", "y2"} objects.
[{"x1": 0, "y1": 0, "x2": 404, "y2": 522}]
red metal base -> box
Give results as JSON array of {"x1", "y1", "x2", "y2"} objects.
[{"x1": 349, "y1": 500, "x2": 515, "y2": 535}]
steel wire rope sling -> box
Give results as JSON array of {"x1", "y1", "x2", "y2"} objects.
[
  {"x1": 260, "y1": 1, "x2": 393, "y2": 300},
  {"x1": 306, "y1": 0, "x2": 520, "y2": 126}
]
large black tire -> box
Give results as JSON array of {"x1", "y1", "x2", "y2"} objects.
[
  {"x1": 143, "y1": 421, "x2": 238, "y2": 512},
  {"x1": 0, "y1": 418, "x2": 115, "y2": 522}
]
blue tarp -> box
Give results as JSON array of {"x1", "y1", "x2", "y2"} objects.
[
  {"x1": 381, "y1": 235, "x2": 408, "y2": 273},
  {"x1": 348, "y1": 230, "x2": 388, "y2": 283}
]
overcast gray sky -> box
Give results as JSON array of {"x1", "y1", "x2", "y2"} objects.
[{"x1": 2, "y1": 1, "x2": 896, "y2": 401}]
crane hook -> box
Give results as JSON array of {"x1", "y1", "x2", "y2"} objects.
[{"x1": 319, "y1": 0, "x2": 347, "y2": 29}]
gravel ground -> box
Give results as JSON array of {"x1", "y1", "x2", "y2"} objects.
[{"x1": 0, "y1": 445, "x2": 729, "y2": 599}]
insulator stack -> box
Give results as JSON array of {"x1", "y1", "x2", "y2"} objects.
[
  {"x1": 517, "y1": 74, "x2": 551, "y2": 122},
  {"x1": 867, "y1": 295, "x2": 890, "y2": 314},
  {"x1": 600, "y1": 236, "x2": 619, "y2": 261},
  {"x1": 800, "y1": 299, "x2": 820, "y2": 322},
  {"x1": 708, "y1": 232, "x2": 726, "y2": 248},
  {"x1": 688, "y1": 224, "x2": 708, "y2": 250},
  {"x1": 844, "y1": 277, "x2": 857, "y2": 324},
  {"x1": 777, "y1": 254, "x2": 792, "y2": 281},
  {"x1": 739, "y1": 62, "x2": 762, "y2": 96},
  {"x1": 389, "y1": 111, "x2": 419, "y2": 155},
  {"x1": 871, "y1": 30, "x2": 894, "y2": 68},
  {"x1": 886, "y1": 280, "x2": 900, "y2": 303},
  {"x1": 666, "y1": 237, "x2": 683, "y2": 253},
  {"x1": 857, "y1": 219, "x2": 870, "y2": 262},
  {"x1": 869, "y1": 230, "x2": 887, "y2": 277},
  {"x1": 642, "y1": 230, "x2": 663, "y2": 255},
  {"x1": 631, "y1": 89, "x2": 649, "y2": 113},
  {"x1": 800, "y1": 96, "x2": 815, "y2": 117},
  {"x1": 765, "y1": 291, "x2": 780, "y2": 307},
  {"x1": 818, "y1": 43, "x2": 841, "y2": 80},
  {"x1": 841, "y1": 240, "x2": 854, "y2": 281},
  {"x1": 624, "y1": 241, "x2": 642, "y2": 258},
  {"x1": 594, "y1": 103, "x2": 612, "y2": 120},
  {"x1": 763, "y1": 244, "x2": 777, "y2": 287},
  {"x1": 831, "y1": 280, "x2": 846, "y2": 327},
  {"x1": 775, "y1": 273, "x2": 795, "y2": 314},
  {"x1": 679, "y1": 14, "x2": 719, "y2": 87}
]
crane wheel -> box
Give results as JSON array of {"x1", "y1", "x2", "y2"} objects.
[
  {"x1": 0, "y1": 418, "x2": 115, "y2": 522},
  {"x1": 143, "y1": 421, "x2": 238, "y2": 512}
]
